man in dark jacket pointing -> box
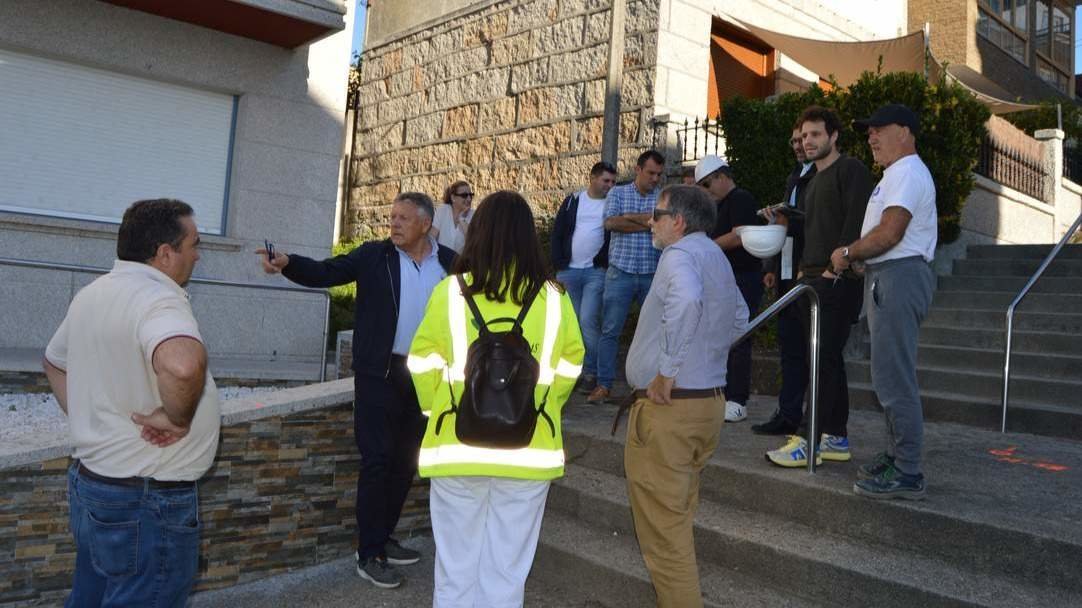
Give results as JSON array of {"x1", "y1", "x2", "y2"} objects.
[{"x1": 259, "y1": 192, "x2": 456, "y2": 589}]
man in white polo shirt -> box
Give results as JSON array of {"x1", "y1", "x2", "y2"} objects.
[
  {"x1": 43, "y1": 199, "x2": 220, "y2": 607},
  {"x1": 830, "y1": 104, "x2": 937, "y2": 500}
]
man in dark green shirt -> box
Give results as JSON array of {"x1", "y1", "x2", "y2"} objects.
[{"x1": 766, "y1": 106, "x2": 873, "y2": 469}]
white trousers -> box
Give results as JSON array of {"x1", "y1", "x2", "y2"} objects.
[{"x1": 430, "y1": 476, "x2": 551, "y2": 608}]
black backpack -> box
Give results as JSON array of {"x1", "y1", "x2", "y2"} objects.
[{"x1": 434, "y1": 275, "x2": 555, "y2": 449}]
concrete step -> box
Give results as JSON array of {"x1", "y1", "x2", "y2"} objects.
[
  {"x1": 929, "y1": 290, "x2": 1082, "y2": 314},
  {"x1": 937, "y1": 275, "x2": 1082, "y2": 294},
  {"x1": 533, "y1": 509, "x2": 819, "y2": 608},
  {"x1": 924, "y1": 307, "x2": 1082, "y2": 334},
  {"x1": 846, "y1": 360, "x2": 1082, "y2": 409},
  {"x1": 911, "y1": 344, "x2": 1082, "y2": 380},
  {"x1": 918, "y1": 323, "x2": 1082, "y2": 355},
  {"x1": 549, "y1": 463, "x2": 1067, "y2": 608},
  {"x1": 848, "y1": 382, "x2": 1082, "y2": 439},
  {"x1": 965, "y1": 244, "x2": 1082, "y2": 260},
  {"x1": 952, "y1": 258, "x2": 1082, "y2": 278},
  {"x1": 560, "y1": 403, "x2": 1082, "y2": 606}
]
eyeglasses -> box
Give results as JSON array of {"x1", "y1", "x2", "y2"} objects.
[
  {"x1": 652, "y1": 208, "x2": 674, "y2": 222},
  {"x1": 454, "y1": 191, "x2": 475, "y2": 198}
]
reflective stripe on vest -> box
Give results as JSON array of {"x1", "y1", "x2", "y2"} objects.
[
  {"x1": 446, "y1": 280, "x2": 580, "y2": 385},
  {"x1": 419, "y1": 443, "x2": 565, "y2": 469},
  {"x1": 407, "y1": 352, "x2": 447, "y2": 374}
]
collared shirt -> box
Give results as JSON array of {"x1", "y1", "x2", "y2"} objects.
[
  {"x1": 44, "y1": 260, "x2": 220, "y2": 481},
  {"x1": 625, "y1": 232, "x2": 749, "y2": 390},
  {"x1": 861, "y1": 153, "x2": 937, "y2": 264},
  {"x1": 393, "y1": 236, "x2": 448, "y2": 355},
  {"x1": 604, "y1": 182, "x2": 662, "y2": 275}
]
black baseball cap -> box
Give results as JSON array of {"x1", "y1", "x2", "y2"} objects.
[{"x1": 854, "y1": 103, "x2": 920, "y2": 136}]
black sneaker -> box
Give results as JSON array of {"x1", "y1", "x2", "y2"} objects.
[
  {"x1": 356, "y1": 555, "x2": 403, "y2": 589},
  {"x1": 383, "y1": 538, "x2": 421, "y2": 566},
  {"x1": 853, "y1": 468, "x2": 926, "y2": 501},
  {"x1": 751, "y1": 411, "x2": 799, "y2": 436},
  {"x1": 857, "y1": 452, "x2": 895, "y2": 480},
  {"x1": 575, "y1": 375, "x2": 598, "y2": 395}
]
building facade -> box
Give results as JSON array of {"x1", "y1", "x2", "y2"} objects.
[{"x1": 0, "y1": 0, "x2": 353, "y2": 381}]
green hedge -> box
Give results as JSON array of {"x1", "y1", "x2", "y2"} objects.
[
  {"x1": 1001, "y1": 99, "x2": 1082, "y2": 141},
  {"x1": 721, "y1": 70, "x2": 990, "y2": 244}
]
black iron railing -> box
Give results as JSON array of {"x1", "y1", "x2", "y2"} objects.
[
  {"x1": 975, "y1": 135, "x2": 1046, "y2": 201},
  {"x1": 672, "y1": 115, "x2": 725, "y2": 162},
  {"x1": 1063, "y1": 141, "x2": 1082, "y2": 183}
]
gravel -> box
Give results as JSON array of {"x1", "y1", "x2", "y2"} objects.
[{"x1": 0, "y1": 386, "x2": 281, "y2": 446}]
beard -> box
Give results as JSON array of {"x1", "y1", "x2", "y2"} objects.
[{"x1": 804, "y1": 144, "x2": 833, "y2": 162}]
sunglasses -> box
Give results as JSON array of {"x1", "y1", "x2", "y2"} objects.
[
  {"x1": 454, "y1": 191, "x2": 475, "y2": 198},
  {"x1": 652, "y1": 208, "x2": 674, "y2": 222}
]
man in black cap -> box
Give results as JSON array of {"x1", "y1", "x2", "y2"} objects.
[{"x1": 831, "y1": 103, "x2": 937, "y2": 500}]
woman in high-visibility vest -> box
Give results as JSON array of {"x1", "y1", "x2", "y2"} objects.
[{"x1": 408, "y1": 190, "x2": 584, "y2": 608}]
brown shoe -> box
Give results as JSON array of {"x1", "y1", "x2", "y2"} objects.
[{"x1": 586, "y1": 386, "x2": 610, "y2": 404}]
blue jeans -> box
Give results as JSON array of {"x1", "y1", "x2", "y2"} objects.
[
  {"x1": 557, "y1": 266, "x2": 606, "y2": 377},
  {"x1": 597, "y1": 266, "x2": 654, "y2": 389},
  {"x1": 66, "y1": 464, "x2": 201, "y2": 608}
]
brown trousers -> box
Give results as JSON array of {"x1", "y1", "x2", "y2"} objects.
[{"x1": 624, "y1": 394, "x2": 725, "y2": 608}]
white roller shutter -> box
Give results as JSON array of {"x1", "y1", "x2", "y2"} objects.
[{"x1": 0, "y1": 48, "x2": 235, "y2": 234}]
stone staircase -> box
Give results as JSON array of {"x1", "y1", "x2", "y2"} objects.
[
  {"x1": 527, "y1": 400, "x2": 1082, "y2": 607},
  {"x1": 848, "y1": 243, "x2": 1082, "y2": 439}
]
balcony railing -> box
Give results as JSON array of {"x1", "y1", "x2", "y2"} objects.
[{"x1": 975, "y1": 134, "x2": 1046, "y2": 201}]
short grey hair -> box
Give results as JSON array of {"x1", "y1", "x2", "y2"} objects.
[
  {"x1": 661, "y1": 185, "x2": 716, "y2": 235},
  {"x1": 395, "y1": 192, "x2": 435, "y2": 221}
]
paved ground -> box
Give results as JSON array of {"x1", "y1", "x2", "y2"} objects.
[{"x1": 193, "y1": 385, "x2": 1082, "y2": 607}]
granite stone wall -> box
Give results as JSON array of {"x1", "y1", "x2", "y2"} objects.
[
  {"x1": 347, "y1": 0, "x2": 662, "y2": 239},
  {"x1": 0, "y1": 391, "x2": 429, "y2": 606}
]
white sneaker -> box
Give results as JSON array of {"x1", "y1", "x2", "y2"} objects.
[{"x1": 725, "y1": 401, "x2": 747, "y2": 422}]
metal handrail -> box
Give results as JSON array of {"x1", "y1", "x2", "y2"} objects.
[
  {"x1": 1001, "y1": 213, "x2": 1082, "y2": 432},
  {"x1": 0, "y1": 256, "x2": 331, "y2": 382},
  {"x1": 733, "y1": 283, "x2": 821, "y2": 473}
]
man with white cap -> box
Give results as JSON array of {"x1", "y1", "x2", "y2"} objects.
[
  {"x1": 695, "y1": 154, "x2": 763, "y2": 423},
  {"x1": 832, "y1": 103, "x2": 936, "y2": 500}
]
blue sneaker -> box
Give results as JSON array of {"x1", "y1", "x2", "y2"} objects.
[
  {"x1": 853, "y1": 468, "x2": 926, "y2": 500},
  {"x1": 766, "y1": 435, "x2": 823, "y2": 468},
  {"x1": 819, "y1": 434, "x2": 851, "y2": 462}
]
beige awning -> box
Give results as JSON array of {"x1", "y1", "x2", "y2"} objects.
[
  {"x1": 727, "y1": 17, "x2": 1038, "y2": 115},
  {"x1": 730, "y1": 17, "x2": 925, "y2": 87}
]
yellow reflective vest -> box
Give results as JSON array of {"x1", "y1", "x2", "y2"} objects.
[{"x1": 408, "y1": 274, "x2": 584, "y2": 480}]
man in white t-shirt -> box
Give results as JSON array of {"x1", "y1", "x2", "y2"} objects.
[
  {"x1": 550, "y1": 161, "x2": 616, "y2": 394},
  {"x1": 44, "y1": 199, "x2": 220, "y2": 606},
  {"x1": 830, "y1": 104, "x2": 937, "y2": 500}
]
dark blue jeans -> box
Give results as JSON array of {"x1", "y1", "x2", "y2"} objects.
[
  {"x1": 725, "y1": 270, "x2": 763, "y2": 405},
  {"x1": 556, "y1": 266, "x2": 606, "y2": 377},
  {"x1": 65, "y1": 464, "x2": 201, "y2": 608},
  {"x1": 597, "y1": 266, "x2": 654, "y2": 389},
  {"x1": 354, "y1": 359, "x2": 426, "y2": 560}
]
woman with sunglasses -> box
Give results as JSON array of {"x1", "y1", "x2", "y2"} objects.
[{"x1": 432, "y1": 180, "x2": 475, "y2": 253}]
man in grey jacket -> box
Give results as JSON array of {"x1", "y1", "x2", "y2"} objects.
[{"x1": 622, "y1": 185, "x2": 750, "y2": 608}]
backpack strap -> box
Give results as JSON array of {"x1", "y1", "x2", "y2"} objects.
[
  {"x1": 457, "y1": 275, "x2": 491, "y2": 335},
  {"x1": 512, "y1": 281, "x2": 544, "y2": 329}
]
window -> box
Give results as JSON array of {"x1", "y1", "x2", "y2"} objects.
[
  {"x1": 1032, "y1": 0, "x2": 1072, "y2": 92},
  {"x1": 0, "y1": 49, "x2": 236, "y2": 234},
  {"x1": 977, "y1": 0, "x2": 1027, "y2": 64}
]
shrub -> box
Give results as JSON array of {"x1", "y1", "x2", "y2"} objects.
[
  {"x1": 721, "y1": 70, "x2": 990, "y2": 244},
  {"x1": 1001, "y1": 99, "x2": 1082, "y2": 142}
]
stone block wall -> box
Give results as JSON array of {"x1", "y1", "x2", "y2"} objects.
[
  {"x1": 347, "y1": 0, "x2": 662, "y2": 239},
  {"x1": 0, "y1": 392, "x2": 430, "y2": 606}
]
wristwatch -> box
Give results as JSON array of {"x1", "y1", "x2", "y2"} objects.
[{"x1": 841, "y1": 246, "x2": 850, "y2": 259}]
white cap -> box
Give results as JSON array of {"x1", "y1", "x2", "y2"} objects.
[
  {"x1": 694, "y1": 155, "x2": 729, "y2": 184},
  {"x1": 736, "y1": 225, "x2": 787, "y2": 258}
]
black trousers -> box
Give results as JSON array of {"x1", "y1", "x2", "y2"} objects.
[
  {"x1": 776, "y1": 279, "x2": 809, "y2": 425},
  {"x1": 725, "y1": 269, "x2": 764, "y2": 405},
  {"x1": 353, "y1": 357, "x2": 425, "y2": 560},
  {"x1": 799, "y1": 276, "x2": 863, "y2": 439}
]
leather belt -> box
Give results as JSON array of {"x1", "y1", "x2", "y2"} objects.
[
  {"x1": 77, "y1": 463, "x2": 196, "y2": 490},
  {"x1": 610, "y1": 387, "x2": 723, "y2": 436}
]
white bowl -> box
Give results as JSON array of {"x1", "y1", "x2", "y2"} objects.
[{"x1": 735, "y1": 224, "x2": 787, "y2": 259}]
